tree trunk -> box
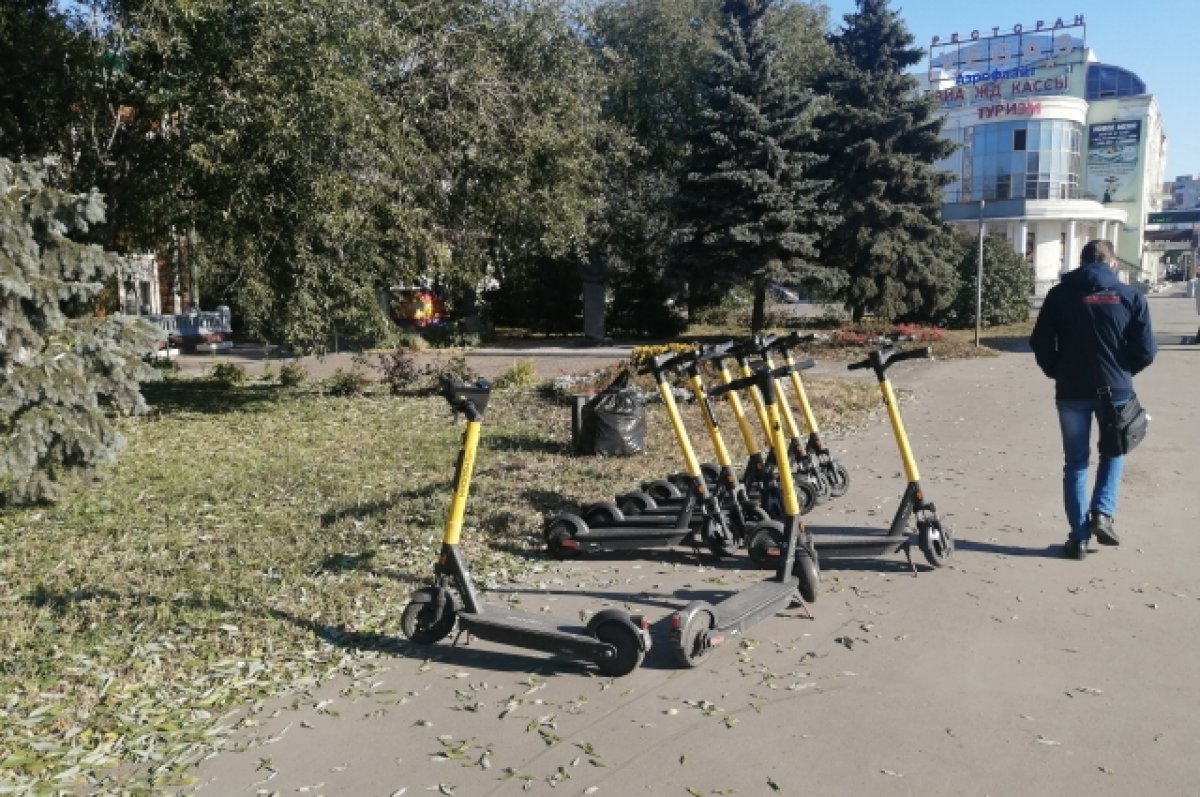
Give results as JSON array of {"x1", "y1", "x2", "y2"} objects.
[{"x1": 750, "y1": 276, "x2": 767, "y2": 333}]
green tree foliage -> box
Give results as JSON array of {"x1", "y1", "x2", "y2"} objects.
[
  {"x1": 936, "y1": 232, "x2": 1033, "y2": 329},
  {"x1": 18, "y1": 0, "x2": 610, "y2": 352},
  {"x1": 0, "y1": 1, "x2": 93, "y2": 161},
  {"x1": 812, "y1": 0, "x2": 958, "y2": 322},
  {"x1": 0, "y1": 158, "x2": 159, "y2": 504},
  {"x1": 589, "y1": 0, "x2": 832, "y2": 333},
  {"x1": 668, "y1": 0, "x2": 836, "y2": 331}
]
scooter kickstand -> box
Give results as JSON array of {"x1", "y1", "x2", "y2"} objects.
[
  {"x1": 902, "y1": 540, "x2": 917, "y2": 577},
  {"x1": 792, "y1": 590, "x2": 814, "y2": 620},
  {"x1": 452, "y1": 629, "x2": 474, "y2": 647}
]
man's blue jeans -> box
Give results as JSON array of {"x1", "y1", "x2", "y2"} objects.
[{"x1": 1056, "y1": 399, "x2": 1126, "y2": 541}]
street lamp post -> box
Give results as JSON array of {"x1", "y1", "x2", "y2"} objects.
[{"x1": 975, "y1": 199, "x2": 986, "y2": 347}]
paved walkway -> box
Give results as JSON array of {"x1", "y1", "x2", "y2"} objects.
[{"x1": 180, "y1": 290, "x2": 1200, "y2": 796}]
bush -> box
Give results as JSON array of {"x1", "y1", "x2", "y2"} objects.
[
  {"x1": 210, "y1": 361, "x2": 247, "y2": 387},
  {"x1": 628, "y1": 342, "x2": 697, "y2": 369},
  {"x1": 278, "y1": 362, "x2": 308, "y2": 387},
  {"x1": 493, "y1": 360, "x2": 537, "y2": 389},
  {"x1": 937, "y1": 233, "x2": 1035, "y2": 329},
  {"x1": 325, "y1": 368, "x2": 372, "y2": 397},
  {"x1": 147, "y1": 357, "x2": 180, "y2": 375},
  {"x1": 377, "y1": 348, "x2": 425, "y2": 394}
]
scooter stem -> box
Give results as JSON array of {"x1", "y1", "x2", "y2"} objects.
[{"x1": 881, "y1": 378, "x2": 921, "y2": 483}]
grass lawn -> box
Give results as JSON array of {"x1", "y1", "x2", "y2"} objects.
[{"x1": 0, "y1": 326, "x2": 1029, "y2": 792}]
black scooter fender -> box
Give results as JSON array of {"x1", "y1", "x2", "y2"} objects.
[
  {"x1": 585, "y1": 608, "x2": 652, "y2": 652},
  {"x1": 671, "y1": 600, "x2": 715, "y2": 630},
  {"x1": 407, "y1": 586, "x2": 460, "y2": 612}
]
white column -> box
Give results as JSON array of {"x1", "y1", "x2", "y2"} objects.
[
  {"x1": 1016, "y1": 219, "x2": 1028, "y2": 257},
  {"x1": 1064, "y1": 219, "x2": 1078, "y2": 273},
  {"x1": 1111, "y1": 224, "x2": 1120, "y2": 252}
]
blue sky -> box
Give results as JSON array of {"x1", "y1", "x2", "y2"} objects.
[{"x1": 822, "y1": 0, "x2": 1200, "y2": 179}]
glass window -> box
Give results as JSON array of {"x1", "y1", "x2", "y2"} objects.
[
  {"x1": 1086, "y1": 64, "x2": 1146, "y2": 100},
  {"x1": 941, "y1": 117, "x2": 1083, "y2": 202}
]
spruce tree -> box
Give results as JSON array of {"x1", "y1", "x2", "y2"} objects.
[
  {"x1": 1, "y1": 158, "x2": 159, "y2": 504},
  {"x1": 813, "y1": 0, "x2": 958, "y2": 322},
  {"x1": 669, "y1": 0, "x2": 837, "y2": 331}
]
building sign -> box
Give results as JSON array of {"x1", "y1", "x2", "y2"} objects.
[
  {"x1": 1086, "y1": 121, "x2": 1142, "y2": 204},
  {"x1": 929, "y1": 15, "x2": 1085, "y2": 77},
  {"x1": 932, "y1": 67, "x2": 1072, "y2": 110}
]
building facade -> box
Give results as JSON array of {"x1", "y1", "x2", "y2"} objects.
[
  {"x1": 1169, "y1": 175, "x2": 1200, "y2": 209},
  {"x1": 927, "y1": 16, "x2": 1168, "y2": 294}
]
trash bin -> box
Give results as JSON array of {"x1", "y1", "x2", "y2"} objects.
[{"x1": 573, "y1": 370, "x2": 646, "y2": 457}]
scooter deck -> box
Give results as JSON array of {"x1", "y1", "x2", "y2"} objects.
[
  {"x1": 710, "y1": 577, "x2": 800, "y2": 637},
  {"x1": 805, "y1": 525, "x2": 908, "y2": 557},
  {"x1": 575, "y1": 527, "x2": 693, "y2": 544},
  {"x1": 458, "y1": 609, "x2": 611, "y2": 658}
]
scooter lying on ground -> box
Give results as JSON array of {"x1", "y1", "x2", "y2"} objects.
[
  {"x1": 401, "y1": 376, "x2": 651, "y2": 676},
  {"x1": 543, "y1": 351, "x2": 741, "y2": 558},
  {"x1": 670, "y1": 365, "x2": 820, "y2": 667},
  {"x1": 748, "y1": 341, "x2": 954, "y2": 572}
]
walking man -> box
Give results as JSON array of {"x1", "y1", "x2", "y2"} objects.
[{"x1": 1030, "y1": 239, "x2": 1157, "y2": 559}]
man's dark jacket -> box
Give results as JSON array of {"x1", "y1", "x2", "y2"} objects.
[{"x1": 1030, "y1": 262, "x2": 1156, "y2": 402}]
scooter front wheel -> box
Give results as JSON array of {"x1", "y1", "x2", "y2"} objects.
[
  {"x1": 401, "y1": 597, "x2": 457, "y2": 644},
  {"x1": 672, "y1": 609, "x2": 716, "y2": 668},
  {"x1": 918, "y1": 519, "x2": 954, "y2": 568},
  {"x1": 825, "y1": 462, "x2": 851, "y2": 497},
  {"x1": 795, "y1": 548, "x2": 820, "y2": 604},
  {"x1": 796, "y1": 480, "x2": 818, "y2": 515},
  {"x1": 592, "y1": 621, "x2": 645, "y2": 677}
]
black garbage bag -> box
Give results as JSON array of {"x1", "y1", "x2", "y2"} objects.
[{"x1": 577, "y1": 370, "x2": 646, "y2": 456}]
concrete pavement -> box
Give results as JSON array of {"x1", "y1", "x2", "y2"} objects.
[{"x1": 178, "y1": 290, "x2": 1200, "y2": 796}]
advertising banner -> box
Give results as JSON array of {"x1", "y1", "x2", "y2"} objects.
[{"x1": 1086, "y1": 121, "x2": 1142, "y2": 203}]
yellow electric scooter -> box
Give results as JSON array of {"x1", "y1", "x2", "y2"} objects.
[
  {"x1": 748, "y1": 343, "x2": 954, "y2": 571},
  {"x1": 401, "y1": 376, "x2": 651, "y2": 676},
  {"x1": 670, "y1": 364, "x2": 820, "y2": 667}
]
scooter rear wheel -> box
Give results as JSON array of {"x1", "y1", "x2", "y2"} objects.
[
  {"x1": 401, "y1": 598, "x2": 457, "y2": 644},
  {"x1": 582, "y1": 501, "x2": 624, "y2": 527},
  {"x1": 592, "y1": 621, "x2": 645, "y2": 677},
  {"x1": 672, "y1": 609, "x2": 715, "y2": 668},
  {"x1": 544, "y1": 515, "x2": 586, "y2": 559},
  {"x1": 747, "y1": 521, "x2": 786, "y2": 570},
  {"x1": 919, "y1": 519, "x2": 954, "y2": 568},
  {"x1": 645, "y1": 479, "x2": 683, "y2": 502},
  {"x1": 617, "y1": 491, "x2": 657, "y2": 515}
]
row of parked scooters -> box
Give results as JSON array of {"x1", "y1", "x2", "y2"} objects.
[{"x1": 401, "y1": 334, "x2": 953, "y2": 677}]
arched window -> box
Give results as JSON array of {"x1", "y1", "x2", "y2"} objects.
[{"x1": 1086, "y1": 65, "x2": 1147, "y2": 100}]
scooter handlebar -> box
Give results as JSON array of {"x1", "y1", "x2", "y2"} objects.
[
  {"x1": 890, "y1": 346, "x2": 934, "y2": 364},
  {"x1": 846, "y1": 346, "x2": 933, "y2": 373},
  {"x1": 762, "y1": 331, "x2": 818, "y2": 352},
  {"x1": 439, "y1": 374, "x2": 492, "y2": 417},
  {"x1": 695, "y1": 340, "x2": 736, "y2": 364}
]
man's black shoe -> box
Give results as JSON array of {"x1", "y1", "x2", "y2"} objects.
[
  {"x1": 1064, "y1": 538, "x2": 1087, "y2": 560},
  {"x1": 1088, "y1": 511, "x2": 1119, "y2": 546}
]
